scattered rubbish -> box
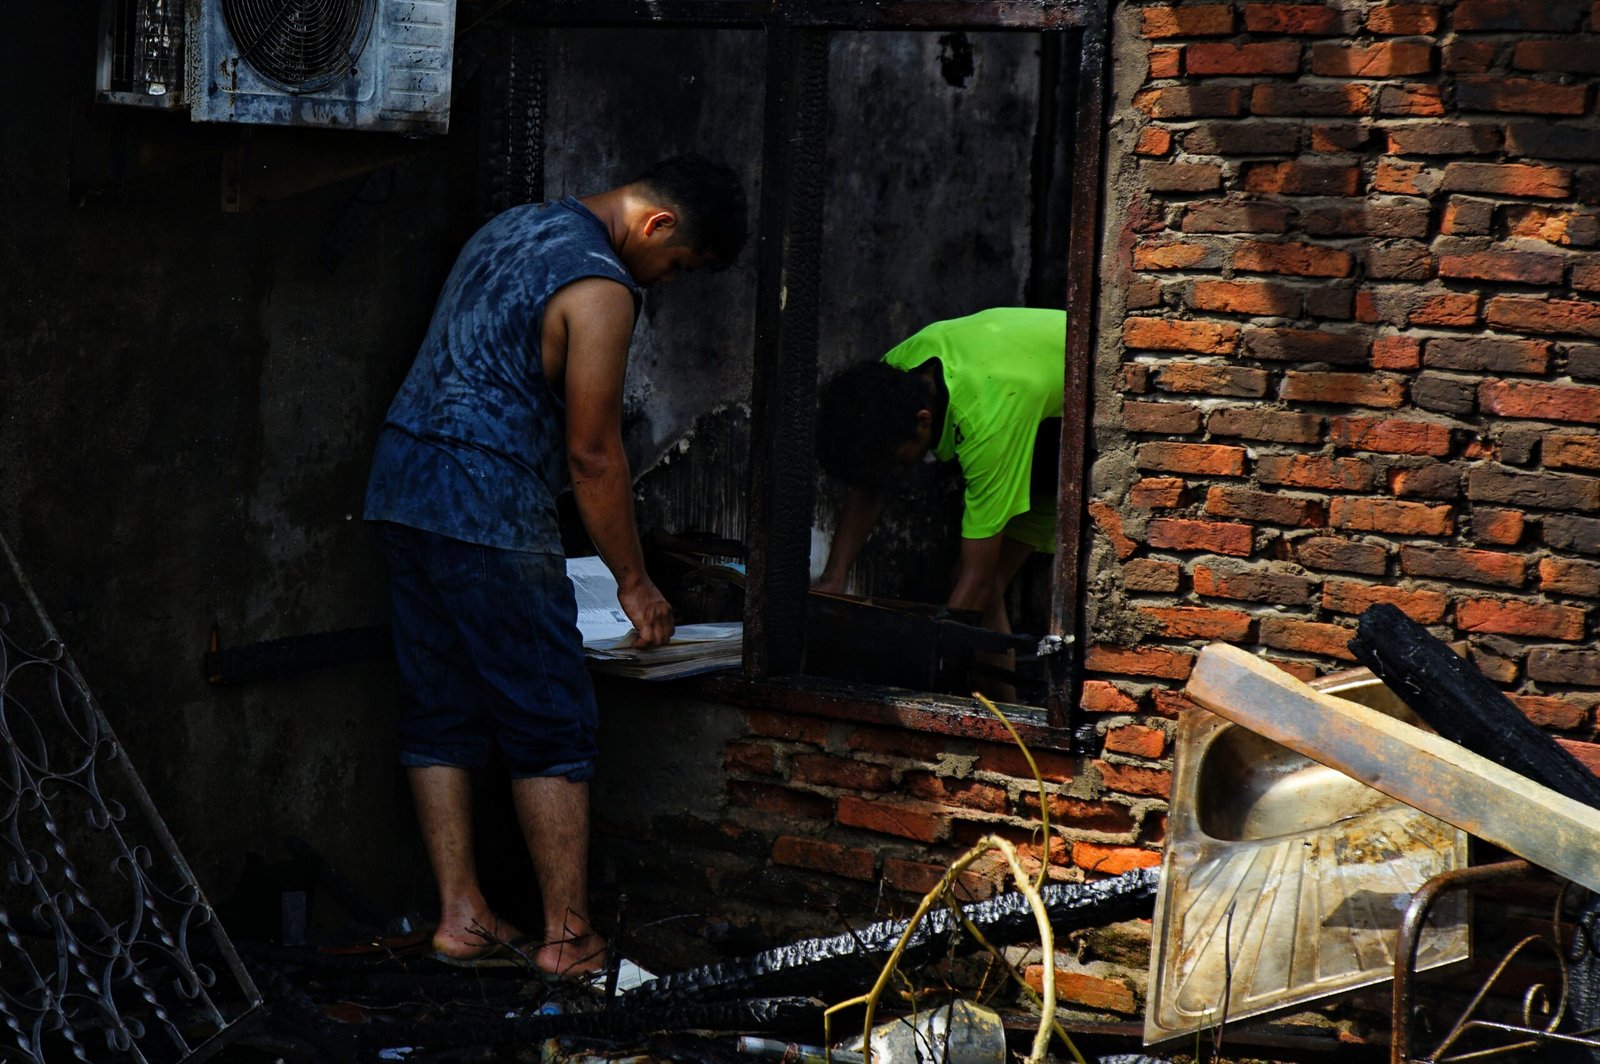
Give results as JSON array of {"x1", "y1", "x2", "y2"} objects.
[
  {"x1": 844, "y1": 999, "x2": 1007, "y2": 1064},
  {"x1": 737, "y1": 1035, "x2": 862, "y2": 1062}
]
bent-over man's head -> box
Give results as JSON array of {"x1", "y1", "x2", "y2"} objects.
[
  {"x1": 631, "y1": 155, "x2": 749, "y2": 270},
  {"x1": 816, "y1": 361, "x2": 936, "y2": 489}
]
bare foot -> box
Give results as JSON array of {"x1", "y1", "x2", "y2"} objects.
[
  {"x1": 432, "y1": 912, "x2": 525, "y2": 961},
  {"x1": 536, "y1": 931, "x2": 607, "y2": 978}
]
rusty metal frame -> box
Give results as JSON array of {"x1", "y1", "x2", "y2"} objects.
[
  {"x1": 511, "y1": 0, "x2": 1109, "y2": 730},
  {"x1": 1392, "y1": 859, "x2": 1600, "y2": 1063}
]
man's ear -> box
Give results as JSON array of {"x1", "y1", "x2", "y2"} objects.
[
  {"x1": 916, "y1": 408, "x2": 934, "y2": 430},
  {"x1": 641, "y1": 210, "x2": 678, "y2": 238}
]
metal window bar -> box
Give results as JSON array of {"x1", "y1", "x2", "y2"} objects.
[{"x1": 0, "y1": 531, "x2": 260, "y2": 1064}]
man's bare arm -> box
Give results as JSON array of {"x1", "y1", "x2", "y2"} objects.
[
  {"x1": 551, "y1": 278, "x2": 674, "y2": 648},
  {"x1": 948, "y1": 532, "x2": 1008, "y2": 629},
  {"x1": 815, "y1": 485, "x2": 883, "y2": 594}
]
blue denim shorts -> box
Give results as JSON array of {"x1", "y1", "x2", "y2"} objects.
[{"x1": 374, "y1": 523, "x2": 597, "y2": 781}]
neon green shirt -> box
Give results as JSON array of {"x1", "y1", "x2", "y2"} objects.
[{"x1": 883, "y1": 308, "x2": 1067, "y2": 552}]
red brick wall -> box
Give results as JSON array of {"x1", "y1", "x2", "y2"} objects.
[{"x1": 1093, "y1": 0, "x2": 1600, "y2": 743}]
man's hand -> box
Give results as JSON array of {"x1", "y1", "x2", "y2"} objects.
[
  {"x1": 619, "y1": 579, "x2": 675, "y2": 649},
  {"x1": 812, "y1": 574, "x2": 849, "y2": 596}
]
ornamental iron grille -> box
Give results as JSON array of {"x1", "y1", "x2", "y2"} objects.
[{"x1": 0, "y1": 533, "x2": 259, "y2": 1064}]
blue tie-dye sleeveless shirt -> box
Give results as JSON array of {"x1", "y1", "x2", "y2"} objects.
[{"x1": 364, "y1": 198, "x2": 642, "y2": 552}]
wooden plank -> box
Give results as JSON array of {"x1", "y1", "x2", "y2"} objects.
[{"x1": 1185, "y1": 643, "x2": 1600, "y2": 894}]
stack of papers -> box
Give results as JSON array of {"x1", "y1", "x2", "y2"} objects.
[{"x1": 566, "y1": 556, "x2": 743, "y2": 680}]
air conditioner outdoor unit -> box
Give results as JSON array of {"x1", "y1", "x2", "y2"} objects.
[{"x1": 98, "y1": 0, "x2": 457, "y2": 134}]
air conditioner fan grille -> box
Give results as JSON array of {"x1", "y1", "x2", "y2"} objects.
[{"x1": 221, "y1": 0, "x2": 369, "y2": 90}]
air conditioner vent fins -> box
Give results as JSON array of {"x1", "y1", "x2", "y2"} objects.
[{"x1": 219, "y1": 0, "x2": 372, "y2": 91}]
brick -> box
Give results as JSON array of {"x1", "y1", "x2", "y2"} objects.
[
  {"x1": 772, "y1": 835, "x2": 876, "y2": 881},
  {"x1": 1296, "y1": 536, "x2": 1389, "y2": 575},
  {"x1": 1512, "y1": 694, "x2": 1589, "y2": 731},
  {"x1": 1182, "y1": 198, "x2": 1294, "y2": 234},
  {"x1": 1124, "y1": 317, "x2": 1239, "y2": 354},
  {"x1": 1208, "y1": 407, "x2": 1324, "y2": 444},
  {"x1": 1329, "y1": 416, "x2": 1453, "y2": 456},
  {"x1": 1457, "y1": 598, "x2": 1587, "y2": 640},
  {"x1": 1546, "y1": 514, "x2": 1600, "y2": 553},
  {"x1": 1542, "y1": 556, "x2": 1600, "y2": 596},
  {"x1": 1124, "y1": 557, "x2": 1182, "y2": 591},
  {"x1": 1244, "y1": 3, "x2": 1342, "y2": 34},
  {"x1": 1136, "y1": 441, "x2": 1248, "y2": 476},
  {"x1": 1475, "y1": 507, "x2": 1526, "y2": 545},
  {"x1": 747, "y1": 709, "x2": 827, "y2": 745},
  {"x1": 1444, "y1": 40, "x2": 1497, "y2": 72},
  {"x1": 1386, "y1": 124, "x2": 1502, "y2": 157},
  {"x1": 1135, "y1": 127, "x2": 1173, "y2": 157},
  {"x1": 1021, "y1": 795, "x2": 1137, "y2": 834},
  {"x1": 1400, "y1": 545, "x2": 1528, "y2": 587},
  {"x1": 1486, "y1": 296, "x2": 1600, "y2": 339},
  {"x1": 1530, "y1": 646, "x2": 1600, "y2": 684},
  {"x1": 1322, "y1": 578, "x2": 1449, "y2": 622},
  {"x1": 1389, "y1": 460, "x2": 1463, "y2": 498},
  {"x1": 1307, "y1": 285, "x2": 1355, "y2": 319},
  {"x1": 1192, "y1": 561, "x2": 1318, "y2": 603},
  {"x1": 1514, "y1": 40, "x2": 1600, "y2": 75},
  {"x1": 1084, "y1": 644, "x2": 1195, "y2": 680},
  {"x1": 1424, "y1": 337, "x2": 1552, "y2": 374},
  {"x1": 1122, "y1": 362, "x2": 1151, "y2": 394},
  {"x1": 1372, "y1": 335, "x2": 1423, "y2": 369},
  {"x1": 1457, "y1": 76, "x2": 1589, "y2": 116},
  {"x1": 1148, "y1": 688, "x2": 1200, "y2": 717},
  {"x1": 1142, "y1": 161, "x2": 1225, "y2": 194},
  {"x1": 1234, "y1": 240, "x2": 1355, "y2": 278},
  {"x1": 1454, "y1": 0, "x2": 1588, "y2": 31},
  {"x1": 1410, "y1": 292, "x2": 1482, "y2": 327},
  {"x1": 1366, "y1": 242, "x2": 1434, "y2": 281},
  {"x1": 1153, "y1": 361, "x2": 1270, "y2": 397},
  {"x1": 1257, "y1": 453, "x2": 1376, "y2": 490},
  {"x1": 1548, "y1": 434, "x2": 1600, "y2": 470},
  {"x1": 1205, "y1": 485, "x2": 1326, "y2": 527},
  {"x1": 1505, "y1": 124, "x2": 1600, "y2": 164},
  {"x1": 1123, "y1": 400, "x2": 1202, "y2": 435},
  {"x1": 1412, "y1": 373, "x2": 1474, "y2": 414},
  {"x1": 1187, "y1": 41, "x2": 1302, "y2": 76},
  {"x1": 1310, "y1": 124, "x2": 1372, "y2": 153},
  {"x1": 1251, "y1": 83, "x2": 1372, "y2": 117},
  {"x1": 1480, "y1": 379, "x2": 1600, "y2": 423},
  {"x1": 1080, "y1": 679, "x2": 1141, "y2": 714},
  {"x1": 844, "y1": 725, "x2": 951, "y2": 762},
  {"x1": 1141, "y1": 5, "x2": 1234, "y2": 37},
  {"x1": 1259, "y1": 616, "x2": 1359, "y2": 660},
  {"x1": 1440, "y1": 249, "x2": 1568, "y2": 286},
  {"x1": 1468, "y1": 464, "x2": 1600, "y2": 510},
  {"x1": 1138, "y1": 605, "x2": 1253, "y2": 641},
  {"x1": 1300, "y1": 199, "x2": 1432, "y2": 239},
  {"x1": 1312, "y1": 41, "x2": 1434, "y2": 77},
  {"x1": 728, "y1": 781, "x2": 834, "y2": 821},
  {"x1": 1183, "y1": 122, "x2": 1302, "y2": 156},
  {"x1": 1282, "y1": 371, "x2": 1405, "y2": 408},
  {"x1": 1104, "y1": 724, "x2": 1168, "y2": 760},
  {"x1": 1560, "y1": 738, "x2": 1600, "y2": 774},
  {"x1": 1442, "y1": 162, "x2": 1572, "y2": 198},
  {"x1": 1441, "y1": 197, "x2": 1497, "y2": 235},
  {"x1": 1133, "y1": 241, "x2": 1213, "y2": 271},
  {"x1": 1243, "y1": 162, "x2": 1361, "y2": 197},
  {"x1": 903, "y1": 772, "x2": 1010, "y2": 814},
  {"x1": 1378, "y1": 83, "x2": 1445, "y2": 117},
  {"x1": 1575, "y1": 263, "x2": 1600, "y2": 292},
  {"x1": 882, "y1": 857, "x2": 992, "y2": 899},
  {"x1": 1130, "y1": 477, "x2": 1187, "y2": 508},
  {"x1": 1191, "y1": 279, "x2": 1302, "y2": 317},
  {"x1": 792, "y1": 753, "x2": 897, "y2": 791},
  {"x1": 1147, "y1": 517, "x2": 1254, "y2": 556},
  {"x1": 1330, "y1": 497, "x2": 1453, "y2": 535},
  {"x1": 1367, "y1": 4, "x2": 1442, "y2": 33},
  {"x1": 836, "y1": 795, "x2": 948, "y2": 843},
  {"x1": 970, "y1": 741, "x2": 1080, "y2": 782},
  {"x1": 1243, "y1": 326, "x2": 1368, "y2": 363},
  {"x1": 1374, "y1": 160, "x2": 1439, "y2": 196},
  {"x1": 1573, "y1": 346, "x2": 1600, "y2": 379},
  {"x1": 1134, "y1": 85, "x2": 1246, "y2": 119},
  {"x1": 1089, "y1": 500, "x2": 1139, "y2": 561},
  {"x1": 725, "y1": 742, "x2": 777, "y2": 776},
  {"x1": 1069, "y1": 841, "x2": 1164, "y2": 877},
  {"x1": 1468, "y1": 643, "x2": 1521, "y2": 684},
  {"x1": 1148, "y1": 48, "x2": 1182, "y2": 80},
  {"x1": 1092, "y1": 760, "x2": 1172, "y2": 799}
]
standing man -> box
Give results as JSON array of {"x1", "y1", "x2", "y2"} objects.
[
  {"x1": 814, "y1": 307, "x2": 1066, "y2": 655},
  {"x1": 364, "y1": 156, "x2": 746, "y2": 977}
]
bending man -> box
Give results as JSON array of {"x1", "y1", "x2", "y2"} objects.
[{"x1": 365, "y1": 156, "x2": 747, "y2": 976}]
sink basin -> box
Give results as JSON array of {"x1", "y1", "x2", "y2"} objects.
[{"x1": 1144, "y1": 669, "x2": 1469, "y2": 1045}]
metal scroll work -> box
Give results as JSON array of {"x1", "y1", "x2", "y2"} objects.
[{"x1": 0, "y1": 533, "x2": 259, "y2": 1063}]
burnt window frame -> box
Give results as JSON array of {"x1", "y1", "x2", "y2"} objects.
[{"x1": 512, "y1": 0, "x2": 1108, "y2": 749}]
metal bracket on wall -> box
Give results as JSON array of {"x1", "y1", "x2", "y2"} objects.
[{"x1": 0, "y1": 533, "x2": 261, "y2": 1063}]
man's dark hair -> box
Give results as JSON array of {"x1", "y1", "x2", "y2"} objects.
[
  {"x1": 815, "y1": 361, "x2": 928, "y2": 488},
  {"x1": 634, "y1": 155, "x2": 749, "y2": 268}
]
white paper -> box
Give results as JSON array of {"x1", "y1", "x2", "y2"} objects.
[{"x1": 565, "y1": 556, "x2": 634, "y2": 643}]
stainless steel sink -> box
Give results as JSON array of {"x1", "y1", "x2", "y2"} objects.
[{"x1": 1145, "y1": 669, "x2": 1470, "y2": 1045}]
